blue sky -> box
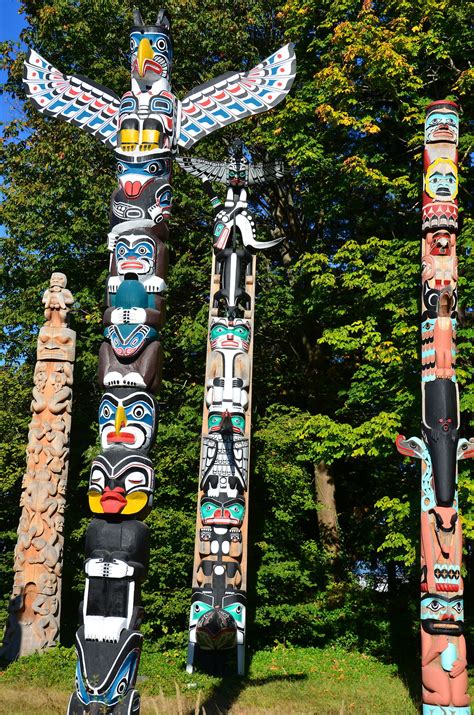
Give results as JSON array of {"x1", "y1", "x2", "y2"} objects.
[{"x1": 0, "y1": 0, "x2": 26, "y2": 124}]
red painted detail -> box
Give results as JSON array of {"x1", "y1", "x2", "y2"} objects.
[
  {"x1": 101, "y1": 487, "x2": 127, "y2": 514},
  {"x1": 107, "y1": 431, "x2": 135, "y2": 444},
  {"x1": 120, "y1": 260, "x2": 144, "y2": 270}
]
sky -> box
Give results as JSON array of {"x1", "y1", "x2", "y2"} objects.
[{"x1": 0, "y1": 0, "x2": 27, "y2": 124}]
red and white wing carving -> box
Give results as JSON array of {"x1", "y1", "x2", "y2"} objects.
[
  {"x1": 23, "y1": 49, "x2": 121, "y2": 148},
  {"x1": 178, "y1": 43, "x2": 296, "y2": 149}
]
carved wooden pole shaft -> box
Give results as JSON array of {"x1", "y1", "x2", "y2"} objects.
[
  {"x1": 178, "y1": 142, "x2": 287, "y2": 675},
  {"x1": 20, "y1": 7, "x2": 295, "y2": 710},
  {"x1": 397, "y1": 101, "x2": 473, "y2": 715},
  {"x1": 1, "y1": 273, "x2": 75, "y2": 660}
]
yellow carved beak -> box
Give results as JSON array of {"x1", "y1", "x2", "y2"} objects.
[
  {"x1": 137, "y1": 38, "x2": 154, "y2": 77},
  {"x1": 115, "y1": 405, "x2": 127, "y2": 435}
]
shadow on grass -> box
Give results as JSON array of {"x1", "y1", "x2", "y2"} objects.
[{"x1": 193, "y1": 671, "x2": 308, "y2": 715}]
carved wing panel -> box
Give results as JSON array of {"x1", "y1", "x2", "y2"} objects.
[
  {"x1": 23, "y1": 49, "x2": 121, "y2": 147},
  {"x1": 178, "y1": 43, "x2": 296, "y2": 149}
]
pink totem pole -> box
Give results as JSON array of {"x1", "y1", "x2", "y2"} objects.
[{"x1": 397, "y1": 101, "x2": 473, "y2": 715}]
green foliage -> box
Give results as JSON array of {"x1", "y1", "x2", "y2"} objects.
[{"x1": 0, "y1": 0, "x2": 472, "y2": 664}]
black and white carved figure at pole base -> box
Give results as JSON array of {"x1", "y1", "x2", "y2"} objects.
[{"x1": 21, "y1": 6, "x2": 295, "y2": 712}]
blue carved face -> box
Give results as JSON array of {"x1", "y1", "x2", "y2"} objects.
[
  {"x1": 116, "y1": 158, "x2": 171, "y2": 198},
  {"x1": 130, "y1": 30, "x2": 172, "y2": 80},
  {"x1": 425, "y1": 110, "x2": 458, "y2": 144},
  {"x1": 99, "y1": 390, "x2": 156, "y2": 451},
  {"x1": 115, "y1": 235, "x2": 155, "y2": 276}
]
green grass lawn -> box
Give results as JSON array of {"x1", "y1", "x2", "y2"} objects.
[{"x1": 0, "y1": 643, "x2": 422, "y2": 714}]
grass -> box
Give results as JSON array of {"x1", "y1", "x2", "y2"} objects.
[{"x1": 0, "y1": 643, "x2": 421, "y2": 714}]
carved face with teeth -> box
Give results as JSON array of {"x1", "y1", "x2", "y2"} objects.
[
  {"x1": 88, "y1": 449, "x2": 155, "y2": 516},
  {"x1": 425, "y1": 158, "x2": 458, "y2": 201},
  {"x1": 115, "y1": 234, "x2": 155, "y2": 277},
  {"x1": 420, "y1": 594, "x2": 464, "y2": 636},
  {"x1": 425, "y1": 104, "x2": 458, "y2": 145},
  {"x1": 209, "y1": 319, "x2": 251, "y2": 352},
  {"x1": 98, "y1": 388, "x2": 157, "y2": 452},
  {"x1": 200, "y1": 496, "x2": 245, "y2": 526}
]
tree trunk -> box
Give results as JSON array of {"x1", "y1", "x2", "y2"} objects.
[{"x1": 314, "y1": 460, "x2": 340, "y2": 560}]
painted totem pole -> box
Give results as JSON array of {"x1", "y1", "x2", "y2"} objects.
[
  {"x1": 22, "y1": 8, "x2": 295, "y2": 712},
  {"x1": 397, "y1": 102, "x2": 473, "y2": 715},
  {"x1": 1, "y1": 273, "x2": 75, "y2": 660},
  {"x1": 178, "y1": 140, "x2": 286, "y2": 674}
]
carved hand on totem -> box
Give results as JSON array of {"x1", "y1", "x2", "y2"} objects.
[
  {"x1": 449, "y1": 656, "x2": 467, "y2": 678},
  {"x1": 110, "y1": 307, "x2": 147, "y2": 324}
]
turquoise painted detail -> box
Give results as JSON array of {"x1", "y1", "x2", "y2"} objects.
[{"x1": 423, "y1": 705, "x2": 471, "y2": 715}]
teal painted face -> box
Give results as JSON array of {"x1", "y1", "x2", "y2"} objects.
[
  {"x1": 200, "y1": 496, "x2": 245, "y2": 526},
  {"x1": 209, "y1": 319, "x2": 250, "y2": 352},
  {"x1": 420, "y1": 594, "x2": 463, "y2": 622},
  {"x1": 425, "y1": 110, "x2": 458, "y2": 144},
  {"x1": 420, "y1": 593, "x2": 464, "y2": 636},
  {"x1": 208, "y1": 412, "x2": 245, "y2": 435}
]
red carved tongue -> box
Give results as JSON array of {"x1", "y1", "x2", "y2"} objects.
[
  {"x1": 124, "y1": 180, "x2": 143, "y2": 198},
  {"x1": 100, "y1": 488, "x2": 127, "y2": 514},
  {"x1": 107, "y1": 431, "x2": 135, "y2": 444}
]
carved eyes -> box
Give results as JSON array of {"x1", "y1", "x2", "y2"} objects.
[
  {"x1": 130, "y1": 39, "x2": 137, "y2": 52},
  {"x1": 146, "y1": 162, "x2": 160, "y2": 174},
  {"x1": 100, "y1": 403, "x2": 113, "y2": 420},
  {"x1": 154, "y1": 38, "x2": 167, "y2": 52},
  {"x1": 427, "y1": 599, "x2": 443, "y2": 612},
  {"x1": 124, "y1": 469, "x2": 148, "y2": 491},
  {"x1": 90, "y1": 467, "x2": 105, "y2": 490},
  {"x1": 452, "y1": 601, "x2": 463, "y2": 615},
  {"x1": 117, "y1": 163, "x2": 125, "y2": 174},
  {"x1": 131, "y1": 404, "x2": 146, "y2": 419}
]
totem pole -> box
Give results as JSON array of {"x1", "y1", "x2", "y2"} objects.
[
  {"x1": 397, "y1": 102, "x2": 473, "y2": 714},
  {"x1": 22, "y1": 8, "x2": 295, "y2": 712},
  {"x1": 178, "y1": 140, "x2": 286, "y2": 674},
  {"x1": 1, "y1": 273, "x2": 75, "y2": 660}
]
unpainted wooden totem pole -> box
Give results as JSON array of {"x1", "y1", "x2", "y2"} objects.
[
  {"x1": 22, "y1": 8, "x2": 295, "y2": 712},
  {"x1": 178, "y1": 140, "x2": 286, "y2": 674},
  {"x1": 1, "y1": 273, "x2": 75, "y2": 660},
  {"x1": 397, "y1": 101, "x2": 473, "y2": 715}
]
